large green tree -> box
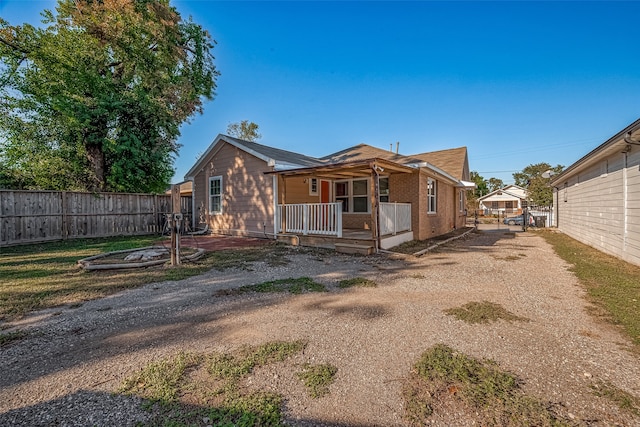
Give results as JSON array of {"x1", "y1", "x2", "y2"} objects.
[
  {"x1": 0, "y1": 0, "x2": 219, "y2": 192},
  {"x1": 513, "y1": 162, "x2": 564, "y2": 207}
]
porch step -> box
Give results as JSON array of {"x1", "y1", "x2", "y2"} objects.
[{"x1": 334, "y1": 243, "x2": 375, "y2": 256}]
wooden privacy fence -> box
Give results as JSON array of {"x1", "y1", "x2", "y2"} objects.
[{"x1": 0, "y1": 190, "x2": 192, "y2": 247}]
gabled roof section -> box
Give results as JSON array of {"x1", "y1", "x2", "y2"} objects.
[
  {"x1": 322, "y1": 144, "x2": 469, "y2": 181},
  {"x1": 478, "y1": 185, "x2": 527, "y2": 202},
  {"x1": 185, "y1": 134, "x2": 324, "y2": 179},
  {"x1": 321, "y1": 144, "x2": 409, "y2": 163},
  {"x1": 410, "y1": 147, "x2": 469, "y2": 181},
  {"x1": 550, "y1": 118, "x2": 640, "y2": 186}
]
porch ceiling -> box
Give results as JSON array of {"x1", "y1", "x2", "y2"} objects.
[{"x1": 265, "y1": 157, "x2": 414, "y2": 179}]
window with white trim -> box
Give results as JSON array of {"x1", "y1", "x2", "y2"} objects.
[
  {"x1": 427, "y1": 177, "x2": 437, "y2": 213},
  {"x1": 459, "y1": 190, "x2": 465, "y2": 212},
  {"x1": 309, "y1": 178, "x2": 318, "y2": 196},
  {"x1": 335, "y1": 179, "x2": 369, "y2": 213},
  {"x1": 209, "y1": 176, "x2": 222, "y2": 215}
]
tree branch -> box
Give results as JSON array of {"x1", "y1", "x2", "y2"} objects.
[{"x1": 0, "y1": 35, "x2": 29, "y2": 55}]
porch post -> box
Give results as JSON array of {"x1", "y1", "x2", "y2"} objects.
[{"x1": 370, "y1": 162, "x2": 380, "y2": 252}]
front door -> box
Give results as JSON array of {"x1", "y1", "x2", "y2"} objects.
[{"x1": 320, "y1": 180, "x2": 330, "y2": 203}]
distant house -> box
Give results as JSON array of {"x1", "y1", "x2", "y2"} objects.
[
  {"x1": 478, "y1": 185, "x2": 528, "y2": 215},
  {"x1": 184, "y1": 135, "x2": 473, "y2": 251},
  {"x1": 550, "y1": 118, "x2": 640, "y2": 266}
]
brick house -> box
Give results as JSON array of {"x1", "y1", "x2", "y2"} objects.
[{"x1": 184, "y1": 135, "x2": 473, "y2": 250}]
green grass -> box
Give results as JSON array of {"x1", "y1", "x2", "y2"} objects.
[
  {"x1": 0, "y1": 329, "x2": 28, "y2": 347},
  {"x1": 120, "y1": 352, "x2": 201, "y2": 405},
  {"x1": 444, "y1": 301, "x2": 528, "y2": 324},
  {"x1": 297, "y1": 363, "x2": 338, "y2": 398},
  {"x1": 337, "y1": 277, "x2": 377, "y2": 288},
  {"x1": 403, "y1": 344, "x2": 572, "y2": 426},
  {"x1": 0, "y1": 237, "x2": 289, "y2": 321},
  {"x1": 591, "y1": 380, "x2": 640, "y2": 417},
  {"x1": 218, "y1": 277, "x2": 326, "y2": 296},
  {"x1": 540, "y1": 230, "x2": 640, "y2": 349},
  {"x1": 122, "y1": 341, "x2": 307, "y2": 427}
]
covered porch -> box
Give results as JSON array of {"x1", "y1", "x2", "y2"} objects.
[{"x1": 269, "y1": 158, "x2": 415, "y2": 252}]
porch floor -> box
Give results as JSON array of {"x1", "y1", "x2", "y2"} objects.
[{"x1": 277, "y1": 228, "x2": 413, "y2": 251}]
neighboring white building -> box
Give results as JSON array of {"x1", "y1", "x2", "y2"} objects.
[
  {"x1": 478, "y1": 185, "x2": 528, "y2": 215},
  {"x1": 550, "y1": 118, "x2": 640, "y2": 267}
]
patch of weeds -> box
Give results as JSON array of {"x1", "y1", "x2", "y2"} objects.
[
  {"x1": 403, "y1": 344, "x2": 573, "y2": 426},
  {"x1": 297, "y1": 363, "x2": 338, "y2": 398},
  {"x1": 540, "y1": 230, "x2": 640, "y2": 350},
  {"x1": 0, "y1": 330, "x2": 28, "y2": 347},
  {"x1": 120, "y1": 352, "x2": 201, "y2": 405},
  {"x1": 209, "y1": 340, "x2": 306, "y2": 382},
  {"x1": 123, "y1": 341, "x2": 305, "y2": 426},
  {"x1": 409, "y1": 273, "x2": 426, "y2": 279},
  {"x1": 494, "y1": 253, "x2": 527, "y2": 261},
  {"x1": 337, "y1": 277, "x2": 377, "y2": 288},
  {"x1": 444, "y1": 301, "x2": 528, "y2": 324},
  {"x1": 591, "y1": 380, "x2": 640, "y2": 417},
  {"x1": 219, "y1": 277, "x2": 326, "y2": 296}
]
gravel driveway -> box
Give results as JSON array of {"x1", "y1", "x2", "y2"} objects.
[{"x1": 1, "y1": 229, "x2": 639, "y2": 426}]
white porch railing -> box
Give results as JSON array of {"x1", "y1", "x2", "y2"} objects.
[
  {"x1": 380, "y1": 202, "x2": 411, "y2": 236},
  {"x1": 277, "y1": 203, "x2": 343, "y2": 237}
]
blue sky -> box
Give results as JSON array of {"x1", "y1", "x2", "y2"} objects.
[{"x1": 2, "y1": 1, "x2": 640, "y2": 185}]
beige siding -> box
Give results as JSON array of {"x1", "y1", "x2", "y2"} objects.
[
  {"x1": 556, "y1": 147, "x2": 640, "y2": 266},
  {"x1": 192, "y1": 143, "x2": 275, "y2": 237},
  {"x1": 282, "y1": 177, "x2": 320, "y2": 204}
]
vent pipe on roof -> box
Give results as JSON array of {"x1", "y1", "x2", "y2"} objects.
[
  {"x1": 389, "y1": 143, "x2": 393, "y2": 152},
  {"x1": 396, "y1": 141, "x2": 399, "y2": 154}
]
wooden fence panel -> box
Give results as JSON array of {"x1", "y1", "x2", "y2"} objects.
[{"x1": 0, "y1": 190, "x2": 173, "y2": 247}]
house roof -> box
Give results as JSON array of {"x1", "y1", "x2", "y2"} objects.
[
  {"x1": 549, "y1": 118, "x2": 640, "y2": 186},
  {"x1": 410, "y1": 147, "x2": 469, "y2": 181},
  {"x1": 478, "y1": 185, "x2": 527, "y2": 202},
  {"x1": 186, "y1": 137, "x2": 470, "y2": 187},
  {"x1": 321, "y1": 144, "x2": 410, "y2": 164},
  {"x1": 184, "y1": 134, "x2": 324, "y2": 179},
  {"x1": 322, "y1": 144, "x2": 469, "y2": 180}
]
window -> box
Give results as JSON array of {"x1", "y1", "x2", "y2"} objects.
[
  {"x1": 459, "y1": 190, "x2": 465, "y2": 212},
  {"x1": 427, "y1": 177, "x2": 437, "y2": 213},
  {"x1": 491, "y1": 201, "x2": 499, "y2": 209},
  {"x1": 335, "y1": 181, "x2": 349, "y2": 212},
  {"x1": 335, "y1": 179, "x2": 369, "y2": 213},
  {"x1": 309, "y1": 178, "x2": 318, "y2": 196},
  {"x1": 209, "y1": 176, "x2": 222, "y2": 215},
  {"x1": 352, "y1": 179, "x2": 368, "y2": 212},
  {"x1": 505, "y1": 201, "x2": 514, "y2": 209},
  {"x1": 379, "y1": 177, "x2": 389, "y2": 203}
]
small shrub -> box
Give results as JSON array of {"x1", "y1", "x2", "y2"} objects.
[
  {"x1": 297, "y1": 363, "x2": 338, "y2": 398},
  {"x1": 444, "y1": 301, "x2": 528, "y2": 324},
  {"x1": 403, "y1": 344, "x2": 572, "y2": 426}
]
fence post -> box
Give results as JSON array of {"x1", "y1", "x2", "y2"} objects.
[
  {"x1": 302, "y1": 204, "x2": 308, "y2": 235},
  {"x1": 61, "y1": 191, "x2": 68, "y2": 240}
]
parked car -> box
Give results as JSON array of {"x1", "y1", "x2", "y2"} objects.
[{"x1": 503, "y1": 214, "x2": 534, "y2": 226}]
